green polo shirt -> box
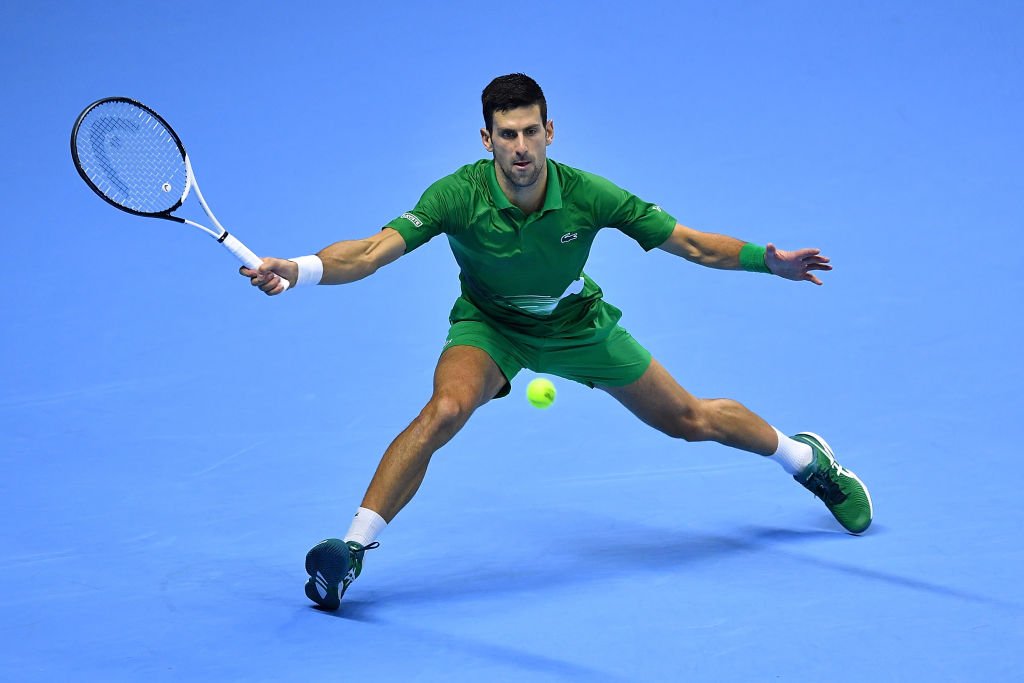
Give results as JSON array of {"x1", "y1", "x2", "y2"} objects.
[{"x1": 385, "y1": 158, "x2": 676, "y2": 334}]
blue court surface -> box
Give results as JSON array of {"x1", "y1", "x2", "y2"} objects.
[{"x1": 3, "y1": 2, "x2": 1022, "y2": 681}]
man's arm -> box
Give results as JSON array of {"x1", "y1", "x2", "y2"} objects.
[
  {"x1": 241, "y1": 227, "x2": 408, "y2": 295},
  {"x1": 656, "y1": 223, "x2": 832, "y2": 286}
]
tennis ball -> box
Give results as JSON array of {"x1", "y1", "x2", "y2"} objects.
[{"x1": 526, "y1": 378, "x2": 556, "y2": 409}]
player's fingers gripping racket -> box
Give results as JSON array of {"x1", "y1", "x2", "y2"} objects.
[{"x1": 71, "y1": 97, "x2": 289, "y2": 292}]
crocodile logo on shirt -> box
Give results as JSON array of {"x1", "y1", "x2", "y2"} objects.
[{"x1": 560, "y1": 232, "x2": 578, "y2": 244}]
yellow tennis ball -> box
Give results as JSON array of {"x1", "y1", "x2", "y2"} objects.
[{"x1": 526, "y1": 378, "x2": 556, "y2": 409}]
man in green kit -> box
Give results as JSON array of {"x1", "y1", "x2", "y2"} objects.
[{"x1": 241, "y1": 73, "x2": 873, "y2": 611}]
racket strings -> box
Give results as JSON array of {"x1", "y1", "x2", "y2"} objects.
[{"x1": 75, "y1": 101, "x2": 188, "y2": 215}]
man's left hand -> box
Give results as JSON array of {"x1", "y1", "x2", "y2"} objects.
[{"x1": 765, "y1": 243, "x2": 832, "y2": 286}]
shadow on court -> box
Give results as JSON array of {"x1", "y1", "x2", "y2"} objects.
[
  {"x1": 335, "y1": 522, "x2": 840, "y2": 607},
  {"x1": 303, "y1": 604, "x2": 629, "y2": 683},
  {"x1": 340, "y1": 521, "x2": 1017, "y2": 615}
]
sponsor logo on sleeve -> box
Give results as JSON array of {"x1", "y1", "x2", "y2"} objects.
[
  {"x1": 560, "y1": 232, "x2": 578, "y2": 244},
  {"x1": 401, "y1": 212, "x2": 424, "y2": 229}
]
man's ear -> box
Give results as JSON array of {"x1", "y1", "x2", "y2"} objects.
[
  {"x1": 480, "y1": 127, "x2": 493, "y2": 152},
  {"x1": 545, "y1": 119, "x2": 554, "y2": 146}
]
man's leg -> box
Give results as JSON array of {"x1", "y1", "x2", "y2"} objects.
[
  {"x1": 600, "y1": 357, "x2": 872, "y2": 534},
  {"x1": 599, "y1": 357, "x2": 778, "y2": 455},
  {"x1": 305, "y1": 345, "x2": 508, "y2": 609},
  {"x1": 360, "y1": 344, "x2": 509, "y2": 522}
]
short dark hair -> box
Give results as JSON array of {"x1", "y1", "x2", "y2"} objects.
[{"x1": 481, "y1": 73, "x2": 547, "y2": 131}]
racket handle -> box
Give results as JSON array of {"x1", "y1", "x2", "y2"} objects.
[{"x1": 220, "y1": 232, "x2": 291, "y2": 292}]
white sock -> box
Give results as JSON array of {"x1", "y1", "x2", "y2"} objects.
[
  {"x1": 769, "y1": 427, "x2": 814, "y2": 475},
  {"x1": 344, "y1": 507, "x2": 387, "y2": 547}
]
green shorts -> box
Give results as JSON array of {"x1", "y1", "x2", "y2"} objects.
[{"x1": 443, "y1": 297, "x2": 652, "y2": 398}]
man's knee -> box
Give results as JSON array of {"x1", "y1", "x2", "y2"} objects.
[
  {"x1": 665, "y1": 402, "x2": 714, "y2": 442},
  {"x1": 421, "y1": 392, "x2": 475, "y2": 437}
]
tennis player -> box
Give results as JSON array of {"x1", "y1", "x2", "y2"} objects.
[{"x1": 241, "y1": 74, "x2": 873, "y2": 611}]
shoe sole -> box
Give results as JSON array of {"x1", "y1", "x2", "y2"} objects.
[
  {"x1": 304, "y1": 540, "x2": 346, "y2": 611},
  {"x1": 795, "y1": 431, "x2": 874, "y2": 534}
]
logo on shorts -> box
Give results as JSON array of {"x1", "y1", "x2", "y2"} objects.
[
  {"x1": 401, "y1": 212, "x2": 424, "y2": 229},
  {"x1": 560, "y1": 232, "x2": 578, "y2": 244}
]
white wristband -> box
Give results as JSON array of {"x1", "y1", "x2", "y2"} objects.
[{"x1": 290, "y1": 255, "x2": 323, "y2": 287}]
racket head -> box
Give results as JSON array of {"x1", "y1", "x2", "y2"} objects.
[{"x1": 71, "y1": 97, "x2": 191, "y2": 217}]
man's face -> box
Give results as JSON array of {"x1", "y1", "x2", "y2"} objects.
[{"x1": 481, "y1": 104, "x2": 554, "y2": 190}]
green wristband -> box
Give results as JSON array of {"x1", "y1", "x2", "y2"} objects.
[{"x1": 739, "y1": 243, "x2": 772, "y2": 274}]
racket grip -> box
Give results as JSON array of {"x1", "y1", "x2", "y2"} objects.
[{"x1": 220, "y1": 232, "x2": 291, "y2": 292}]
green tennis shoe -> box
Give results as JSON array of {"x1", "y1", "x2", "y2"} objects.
[
  {"x1": 792, "y1": 432, "x2": 873, "y2": 534},
  {"x1": 304, "y1": 539, "x2": 378, "y2": 610}
]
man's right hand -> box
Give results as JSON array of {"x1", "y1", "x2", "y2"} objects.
[{"x1": 239, "y1": 257, "x2": 296, "y2": 296}]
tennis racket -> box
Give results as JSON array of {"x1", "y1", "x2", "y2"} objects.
[{"x1": 70, "y1": 97, "x2": 288, "y2": 291}]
